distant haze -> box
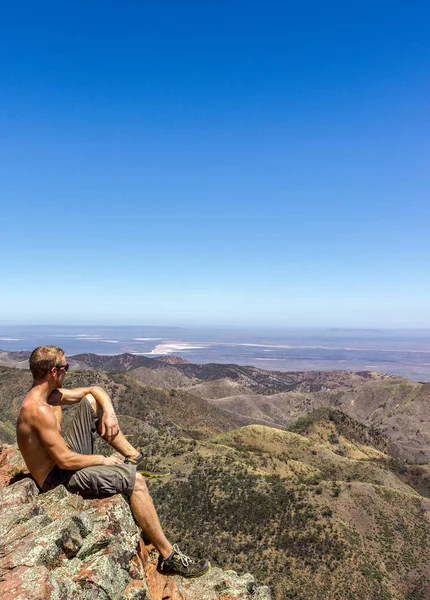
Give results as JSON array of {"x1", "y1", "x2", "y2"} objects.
[{"x1": 1, "y1": 325, "x2": 430, "y2": 382}]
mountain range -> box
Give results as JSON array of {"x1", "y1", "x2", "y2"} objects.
[{"x1": 1, "y1": 350, "x2": 430, "y2": 599}]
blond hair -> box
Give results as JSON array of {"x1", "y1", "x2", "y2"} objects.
[{"x1": 29, "y1": 346, "x2": 65, "y2": 380}]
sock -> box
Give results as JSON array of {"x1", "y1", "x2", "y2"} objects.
[{"x1": 162, "y1": 549, "x2": 174, "y2": 561}]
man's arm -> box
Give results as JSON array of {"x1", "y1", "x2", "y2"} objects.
[
  {"x1": 86, "y1": 388, "x2": 119, "y2": 443},
  {"x1": 48, "y1": 386, "x2": 119, "y2": 443},
  {"x1": 35, "y1": 405, "x2": 122, "y2": 470},
  {"x1": 48, "y1": 386, "x2": 99, "y2": 406}
]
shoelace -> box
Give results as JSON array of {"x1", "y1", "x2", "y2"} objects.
[{"x1": 172, "y1": 544, "x2": 192, "y2": 567}]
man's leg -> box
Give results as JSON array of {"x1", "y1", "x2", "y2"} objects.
[
  {"x1": 85, "y1": 393, "x2": 169, "y2": 477},
  {"x1": 106, "y1": 429, "x2": 138, "y2": 458},
  {"x1": 85, "y1": 393, "x2": 138, "y2": 458},
  {"x1": 68, "y1": 397, "x2": 210, "y2": 577},
  {"x1": 130, "y1": 473, "x2": 172, "y2": 558},
  {"x1": 130, "y1": 473, "x2": 210, "y2": 578}
]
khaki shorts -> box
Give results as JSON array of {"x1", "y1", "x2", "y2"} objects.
[{"x1": 41, "y1": 398, "x2": 136, "y2": 498}]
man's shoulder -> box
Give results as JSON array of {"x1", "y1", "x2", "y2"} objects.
[{"x1": 19, "y1": 398, "x2": 56, "y2": 425}]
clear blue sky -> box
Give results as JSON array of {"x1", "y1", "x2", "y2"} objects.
[{"x1": 1, "y1": 1, "x2": 429, "y2": 327}]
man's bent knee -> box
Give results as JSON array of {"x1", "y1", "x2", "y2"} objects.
[
  {"x1": 133, "y1": 473, "x2": 148, "y2": 494},
  {"x1": 84, "y1": 393, "x2": 97, "y2": 413}
]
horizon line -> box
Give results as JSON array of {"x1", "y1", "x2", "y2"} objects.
[{"x1": 1, "y1": 323, "x2": 430, "y2": 331}]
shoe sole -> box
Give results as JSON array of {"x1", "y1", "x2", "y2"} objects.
[
  {"x1": 139, "y1": 470, "x2": 170, "y2": 478},
  {"x1": 185, "y1": 563, "x2": 211, "y2": 579},
  {"x1": 157, "y1": 562, "x2": 211, "y2": 578}
]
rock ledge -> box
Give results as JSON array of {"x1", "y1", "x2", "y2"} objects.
[{"x1": 0, "y1": 446, "x2": 271, "y2": 600}]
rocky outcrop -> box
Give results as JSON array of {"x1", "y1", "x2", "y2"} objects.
[{"x1": 0, "y1": 446, "x2": 271, "y2": 600}]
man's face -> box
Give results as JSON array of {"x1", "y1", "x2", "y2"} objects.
[{"x1": 53, "y1": 357, "x2": 69, "y2": 387}]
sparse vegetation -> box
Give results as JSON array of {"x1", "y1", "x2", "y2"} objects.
[{"x1": 1, "y1": 363, "x2": 430, "y2": 599}]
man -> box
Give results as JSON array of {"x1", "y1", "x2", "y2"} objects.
[{"x1": 16, "y1": 345, "x2": 210, "y2": 579}]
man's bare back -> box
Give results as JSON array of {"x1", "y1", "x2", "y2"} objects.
[
  {"x1": 17, "y1": 349, "x2": 124, "y2": 488},
  {"x1": 17, "y1": 384, "x2": 126, "y2": 489},
  {"x1": 16, "y1": 390, "x2": 63, "y2": 486}
]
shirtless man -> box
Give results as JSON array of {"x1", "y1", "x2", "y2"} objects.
[{"x1": 16, "y1": 345, "x2": 210, "y2": 578}]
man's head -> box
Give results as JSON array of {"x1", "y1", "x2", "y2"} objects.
[{"x1": 29, "y1": 346, "x2": 69, "y2": 385}]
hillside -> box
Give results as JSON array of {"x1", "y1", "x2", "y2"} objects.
[
  {"x1": 130, "y1": 365, "x2": 197, "y2": 389},
  {"x1": 203, "y1": 381, "x2": 430, "y2": 463},
  {"x1": 146, "y1": 421, "x2": 430, "y2": 600},
  {"x1": 0, "y1": 350, "x2": 187, "y2": 373},
  {"x1": 5, "y1": 349, "x2": 426, "y2": 457},
  {"x1": 2, "y1": 359, "x2": 430, "y2": 598},
  {"x1": 1, "y1": 361, "x2": 430, "y2": 461}
]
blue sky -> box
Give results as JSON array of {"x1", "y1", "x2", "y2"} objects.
[{"x1": 1, "y1": 1, "x2": 429, "y2": 327}]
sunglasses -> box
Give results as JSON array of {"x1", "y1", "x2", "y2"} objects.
[{"x1": 55, "y1": 363, "x2": 70, "y2": 372}]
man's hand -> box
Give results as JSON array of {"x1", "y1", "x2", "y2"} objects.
[
  {"x1": 34, "y1": 406, "x2": 123, "y2": 471},
  {"x1": 100, "y1": 412, "x2": 119, "y2": 443},
  {"x1": 102, "y1": 455, "x2": 123, "y2": 466}
]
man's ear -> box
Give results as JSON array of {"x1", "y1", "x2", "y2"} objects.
[{"x1": 48, "y1": 367, "x2": 57, "y2": 378}]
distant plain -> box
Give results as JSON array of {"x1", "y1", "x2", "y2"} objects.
[{"x1": 1, "y1": 325, "x2": 429, "y2": 382}]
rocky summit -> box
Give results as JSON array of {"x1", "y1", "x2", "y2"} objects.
[{"x1": 0, "y1": 446, "x2": 271, "y2": 600}]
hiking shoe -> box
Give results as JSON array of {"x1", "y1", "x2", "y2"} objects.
[
  {"x1": 157, "y1": 545, "x2": 210, "y2": 578},
  {"x1": 124, "y1": 452, "x2": 170, "y2": 477}
]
